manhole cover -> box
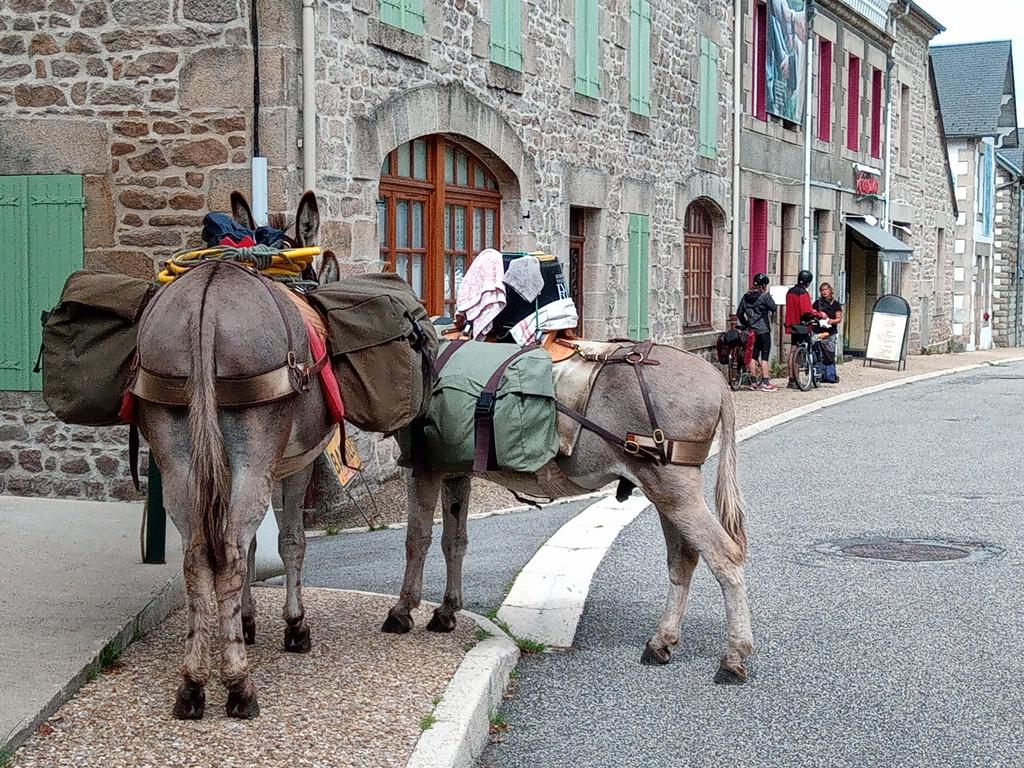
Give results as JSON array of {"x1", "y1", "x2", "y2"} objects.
[{"x1": 812, "y1": 537, "x2": 1002, "y2": 564}]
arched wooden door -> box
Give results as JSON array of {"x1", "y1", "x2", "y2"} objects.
[
  {"x1": 378, "y1": 137, "x2": 501, "y2": 316},
  {"x1": 683, "y1": 202, "x2": 714, "y2": 331}
]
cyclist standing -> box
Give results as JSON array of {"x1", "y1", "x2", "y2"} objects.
[
  {"x1": 785, "y1": 269, "x2": 826, "y2": 389},
  {"x1": 736, "y1": 272, "x2": 778, "y2": 391}
]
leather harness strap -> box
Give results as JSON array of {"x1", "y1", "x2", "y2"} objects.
[{"x1": 472, "y1": 345, "x2": 538, "y2": 473}]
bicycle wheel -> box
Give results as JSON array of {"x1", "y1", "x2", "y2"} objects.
[
  {"x1": 727, "y1": 352, "x2": 743, "y2": 391},
  {"x1": 794, "y1": 346, "x2": 813, "y2": 391}
]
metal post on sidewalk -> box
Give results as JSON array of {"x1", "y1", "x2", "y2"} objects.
[{"x1": 143, "y1": 453, "x2": 166, "y2": 564}]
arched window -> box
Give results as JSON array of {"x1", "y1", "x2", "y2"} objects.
[
  {"x1": 683, "y1": 202, "x2": 714, "y2": 331},
  {"x1": 379, "y1": 137, "x2": 502, "y2": 316}
]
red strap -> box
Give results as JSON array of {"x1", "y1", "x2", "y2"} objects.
[{"x1": 306, "y1": 319, "x2": 344, "y2": 423}]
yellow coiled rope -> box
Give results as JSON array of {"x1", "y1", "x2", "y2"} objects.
[{"x1": 156, "y1": 245, "x2": 321, "y2": 285}]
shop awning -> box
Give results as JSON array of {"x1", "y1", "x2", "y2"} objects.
[{"x1": 846, "y1": 219, "x2": 914, "y2": 263}]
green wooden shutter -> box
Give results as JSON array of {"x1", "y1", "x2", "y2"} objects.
[
  {"x1": 380, "y1": 0, "x2": 424, "y2": 34},
  {"x1": 575, "y1": 0, "x2": 599, "y2": 98},
  {"x1": 490, "y1": 0, "x2": 523, "y2": 71},
  {"x1": 699, "y1": 36, "x2": 719, "y2": 158},
  {"x1": 627, "y1": 213, "x2": 650, "y2": 339},
  {"x1": 630, "y1": 0, "x2": 651, "y2": 116},
  {"x1": 0, "y1": 175, "x2": 83, "y2": 391}
]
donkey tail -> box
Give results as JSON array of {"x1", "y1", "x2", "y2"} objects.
[
  {"x1": 187, "y1": 269, "x2": 231, "y2": 569},
  {"x1": 715, "y1": 387, "x2": 748, "y2": 563}
]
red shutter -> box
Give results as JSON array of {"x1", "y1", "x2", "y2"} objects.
[
  {"x1": 750, "y1": 198, "x2": 768, "y2": 275},
  {"x1": 754, "y1": 2, "x2": 767, "y2": 121},
  {"x1": 870, "y1": 68, "x2": 883, "y2": 158},
  {"x1": 818, "y1": 38, "x2": 832, "y2": 142},
  {"x1": 847, "y1": 55, "x2": 861, "y2": 152}
]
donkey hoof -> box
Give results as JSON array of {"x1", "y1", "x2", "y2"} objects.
[
  {"x1": 284, "y1": 623, "x2": 312, "y2": 653},
  {"x1": 242, "y1": 616, "x2": 257, "y2": 646},
  {"x1": 226, "y1": 688, "x2": 261, "y2": 719},
  {"x1": 640, "y1": 642, "x2": 671, "y2": 666},
  {"x1": 381, "y1": 610, "x2": 413, "y2": 635},
  {"x1": 426, "y1": 610, "x2": 458, "y2": 633},
  {"x1": 713, "y1": 662, "x2": 748, "y2": 685},
  {"x1": 172, "y1": 681, "x2": 206, "y2": 720}
]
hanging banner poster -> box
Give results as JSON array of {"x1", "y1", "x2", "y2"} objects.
[{"x1": 766, "y1": 0, "x2": 808, "y2": 124}]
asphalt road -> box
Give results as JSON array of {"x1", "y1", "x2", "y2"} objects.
[
  {"x1": 303, "y1": 497, "x2": 591, "y2": 615},
  {"x1": 480, "y1": 362, "x2": 1024, "y2": 768}
]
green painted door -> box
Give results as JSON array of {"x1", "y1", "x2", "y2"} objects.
[
  {"x1": 0, "y1": 175, "x2": 84, "y2": 390},
  {"x1": 627, "y1": 213, "x2": 650, "y2": 339}
]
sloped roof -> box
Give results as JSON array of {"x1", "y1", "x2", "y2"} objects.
[
  {"x1": 997, "y1": 130, "x2": 1024, "y2": 176},
  {"x1": 931, "y1": 41, "x2": 1017, "y2": 142}
]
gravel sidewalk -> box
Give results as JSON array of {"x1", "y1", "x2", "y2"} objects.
[
  {"x1": 8, "y1": 588, "x2": 474, "y2": 768},
  {"x1": 318, "y1": 349, "x2": 1024, "y2": 529}
]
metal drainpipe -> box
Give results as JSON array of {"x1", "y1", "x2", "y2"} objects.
[
  {"x1": 302, "y1": 0, "x2": 316, "y2": 192},
  {"x1": 731, "y1": 0, "x2": 743, "y2": 317},
  {"x1": 800, "y1": 2, "x2": 815, "y2": 272}
]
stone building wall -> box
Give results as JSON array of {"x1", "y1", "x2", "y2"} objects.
[
  {"x1": 308, "y1": 0, "x2": 735, "y2": 349},
  {"x1": 993, "y1": 164, "x2": 1021, "y2": 347},
  {"x1": 0, "y1": 0, "x2": 272, "y2": 500},
  {"x1": 887, "y1": 8, "x2": 955, "y2": 353}
]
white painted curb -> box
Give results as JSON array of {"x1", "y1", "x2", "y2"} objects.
[
  {"x1": 497, "y1": 356, "x2": 1024, "y2": 648},
  {"x1": 405, "y1": 612, "x2": 518, "y2": 768}
]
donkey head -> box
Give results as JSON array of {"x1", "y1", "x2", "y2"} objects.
[{"x1": 228, "y1": 190, "x2": 333, "y2": 281}]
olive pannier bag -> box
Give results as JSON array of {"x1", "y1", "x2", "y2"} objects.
[
  {"x1": 41, "y1": 269, "x2": 159, "y2": 426},
  {"x1": 308, "y1": 272, "x2": 439, "y2": 434},
  {"x1": 397, "y1": 340, "x2": 558, "y2": 473}
]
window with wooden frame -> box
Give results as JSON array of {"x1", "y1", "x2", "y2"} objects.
[
  {"x1": 379, "y1": 137, "x2": 501, "y2": 317},
  {"x1": 817, "y1": 37, "x2": 833, "y2": 142},
  {"x1": 490, "y1": 0, "x2": 523, "y2": 71},
  {"x1": 629, "y1": 0, "x2": 651, "y2": 116},
  {"x1": 753, "y1": 1, "x2": 768, "y2": 121},
  {"x1": 749, "y1": 198, "x2": 768, "y2": 277},
  {"x1": 683, "y1": 202, "x2": 714, "y2": 331},
  {"x1": 379, "y1": 0, "x2": 425, "y2": 34},
  {"x1": 870, "y1": 67, "x2": 883, "y2": 159},
  {"x1": 575, "y1": 0, "x2": 600, "y2": 98},
  {"x1": 847, "y1": 54, "x2": 861, "y2": 152}
]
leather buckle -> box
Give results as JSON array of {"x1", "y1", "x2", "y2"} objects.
[
  {"x1": 287, "y1": 350, "x2": 298, "y2": 368},
  {"x1": 624, "y1": 439, "x2": 641, "y2": 455},
  {"x1": 625, "y1": 351, "x2": 645, "y2": 365},
  {"x1": 652, "y1": 429, "x2": 666, "y2": 445},
  {"x1": 475, "y1": 391, "x2": 496, "y2": 417}
]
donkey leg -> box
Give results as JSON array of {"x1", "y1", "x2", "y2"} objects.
[
  {"x1": 241, "y1": 536, "x2": 257, "y2": 645},
  {"x1": 427, "y1": 475, "x2": 471, "y2": 633},
  {"x1": 640, "y1": 508, "x2": 700, "y2": 666},
  {"x1": 174, "y1": 537, "x2": 215, "y2": 720},
  {"x1": 383, "y1": 470, "x2": 442, "y2": 634},
  {"x1": 277, "y1": 466, "x2": 314, "y2": 653}
]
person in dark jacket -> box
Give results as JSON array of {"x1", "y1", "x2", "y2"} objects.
[
  {"x1": 736, "y1": 273, "x2": 778, "y2": 391},
  {"x1": 785, "y1": 269, "x2": 826, "y2": 388}
]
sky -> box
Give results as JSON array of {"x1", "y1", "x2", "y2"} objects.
[{"x1": 918, "y1": 0, "x2": 1024, "y2": 121}]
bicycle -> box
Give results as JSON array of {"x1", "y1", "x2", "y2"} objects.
[
  {"x1": 792, "y1": 319, "x2": 831, "y2": 391},
  {"x1": 724, "y1": 328, "x2": 756, "y2": 391}
]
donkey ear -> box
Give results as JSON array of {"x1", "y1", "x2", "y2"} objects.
[
  {"x1": 230, "y1": 191, "x2": 256, "y2": 230},
  {"x1": 295, "y1": 190, "x2": 320, "y2": 247}
]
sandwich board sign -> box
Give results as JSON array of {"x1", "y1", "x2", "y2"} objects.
[{"x1": 865, "y1": 294, "x2": 911, "y2": 370}]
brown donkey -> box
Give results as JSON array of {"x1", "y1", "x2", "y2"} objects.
[
  {"x1": 136, "y1": 192, "x2": 330, "y2": 719},
  {"x1": 383, "y1": 347, "x2": 754, "y2": 684}
]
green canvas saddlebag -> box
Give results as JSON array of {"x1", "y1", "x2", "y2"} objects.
[
  {"x1": 399, "y1": 340, "x2": 558, "y2": 473},
  {"x1": 41, "y1": 269, "x2": 159, "y2": 426},
  {"x1": 309, "y1": 272, "x2": 438, "y2": 434}
]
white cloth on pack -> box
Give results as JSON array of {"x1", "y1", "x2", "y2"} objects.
[
  {"x1": 456, "y1": 248, "x2": 506, "y2": 339},
  {"x1": 502, "y1": 255, "x2": 544, "y2": 302},
  {"x1": 510, "y1": 297, "x2": 579, "y2": 345}
]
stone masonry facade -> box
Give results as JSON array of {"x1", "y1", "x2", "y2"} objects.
[{"x1": 993, "y1": 162, "x2": 1022, "y2": 347}]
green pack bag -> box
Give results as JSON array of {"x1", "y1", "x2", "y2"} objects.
[{"x1": 400, "y1": 340, "x2": 558, "y2": 473}]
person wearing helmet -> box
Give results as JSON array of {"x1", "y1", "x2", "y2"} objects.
[
  {"x1": 785, "y1": 269, "x2": 826, "y2": 388},
  {"x1": 736, "y1": 272, "x2": 778, "y2": 391}
]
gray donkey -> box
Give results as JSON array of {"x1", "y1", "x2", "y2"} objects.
[
  {"x1": 382, "y1": 346, "x2": 754, "y2": 684},
  {"x1": 136, "y1": 191, "x2": 328, "y2": 719}
]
